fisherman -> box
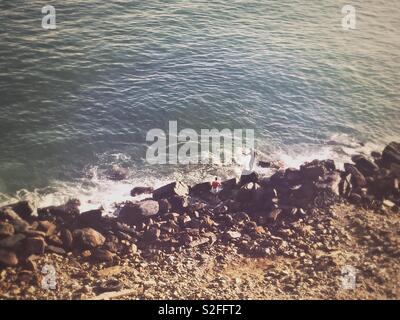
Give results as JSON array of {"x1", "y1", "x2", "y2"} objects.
[{"x1": 210, "y1": 177, "x2": 221, "y2": 202}]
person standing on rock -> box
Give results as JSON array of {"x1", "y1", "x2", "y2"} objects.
[{"x1": 211, "y1": 177, "x2": 221, "y2": 202}]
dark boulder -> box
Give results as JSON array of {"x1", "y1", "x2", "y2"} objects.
[
  {"x1": 46, "y1": 245, "x2": 66, "y2": 255},
  {"x1": 60, "y1": 229, "x2": 73, "y2": 249},
  {"x1": 0, "y1": 233, "x2": 26, "y2": 249},
  {"x1": 118, "y1": 200, "x2": 159, "y2": 226},
  {"x1": 190, "y1": 182, "x2": 211, "y2": 197},
  {"x1": 25, "y1": 236, "x2": 46, "y2": 255},
  {"x1": 130, "y1": 186, "x2": 154, "y2": 197},
  {"x1": 0, "y1": 249, "x2": 18, "y2": 267},
  {"x1": 0, "y1": 208, "x2": 30, "y2": 232},
  {"x1": 92, "y1": 248, "x2": 114, "y2": 262},
  {"x1": 382, "y1": 142, "x2": 400, "y2": 166},
  {"x1": 38, "y1": 199, "x2": 80, "y2": 222},
  {"x1": 352, "y1": 156, "x2": 379, "y2": 177},
  {"x1": 73, "y1": 228, "x2": 105, "y2": 249},
  {"x1": 37, "y1": 221, "x2": 57, "y2": 236},
  {"x1": 169, "y1": 195, "x2": 189, "y2": 212},
  {"x1": 239, "y1": 171, "x2": 259, "y2": 187},
  {"x1": 344, "y1": 163, "x2": 367, "y2": 188},
  {"x1": 0, "y1": 222, "x2": 14, "y2": 239},
  {"x1": 153, "y1": 181, "x2": 189, "y2": 200},
  {"x1": 300, "y1": 163, "x2": 325, "y2": 181},
  {"x1": 6, "y1": 201, "x2": 35, "y2": 222},
  {"x1": 284, "y1": 168, "x2": 302, "y2": 185},
  {"x1": 157, "y1": 198, "x2": 171, "y2": 214}
]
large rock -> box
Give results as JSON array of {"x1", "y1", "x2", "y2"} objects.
[
  {"x1": 60, "y1": 229, "x2": 73, "y2": 249},
  {"x1": 91, "y1": 248, "x2": 114, "y2": 262},
  {"x1": 0, "y1": 233, "x2": 26, "y2": 249},
  {"x1": 382, "y1": 142, "x2": 400, "y2": 166},
  {"x1": 0, "y1": 208, "x2": 29, "y2": 232},
  {"x1": 25, "y1": 236, "x2": 46, "y2": 255},
  {"x1": 153, "y1": 181, "x2": 189, "y2": 200},
  {"x1": 119, "y1": 200, "x2": 159, "y2": 226},
  {"x1": 285, "y1": 168, "x2": 302, "y2": 185},
  {"x1": 77, "y1": 209, "x2": 103, "y2": 229},
  {"x1": 38, "y1": 199, "x2": 80, "y2": 221},
  {"x1": 344, "y1": 163, "x2": 367, "y2": 188},
  {"x1": 6, "y1": 201, "x2": 35, "y2": 222},
  {"x1": 190, "y1": 182, "x2": 211, "y2": 196},
  {"x1": 0, "y1": 222, "x2": 14, "y2": 238},
  {"x1": 300, "y1": 163, "x2": 325, "y2": 181},
  {"x1": 239, "y1": 172, "x2": 259, "y2": 187},
  {"x1": 73, "y1": 228, "x2": 105, "y2": 249},
  {"x1": 37, "y1": 221, "x2": 57, "y2": 236},
  {"x1": 0, "y1": 249, "x2": 18, "y2": 267},
  {"x1": 352, "y1": 156, "x2": 379, "y2": 177}
]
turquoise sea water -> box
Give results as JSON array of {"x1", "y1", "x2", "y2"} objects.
[{"x1": 0, "y1": 0, "x2": 399, "y2": 210}]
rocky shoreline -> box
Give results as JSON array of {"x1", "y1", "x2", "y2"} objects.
[{"x1": 0, "y1": 142, "x2": 399, "y2": 299}]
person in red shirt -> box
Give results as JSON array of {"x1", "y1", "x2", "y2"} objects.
[{"x1": 211, "y1": 177, "x2": 221, "y2": 201}]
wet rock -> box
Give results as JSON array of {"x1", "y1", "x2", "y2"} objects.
[
  {"x1": 37, "y1": 221, "x2": 57, "y2": 236},
  {"x1": 157, "y1": 198, "x2": 171, "y2": 214},
  {"x1": 107, "y1": 165, "x2": 129, "y2": 181},
  {"x1": 190, "y1": 182, "x2": 211, "y2": 197},
  {"x1": 285, "y1": 168, "x2": 302, "y2": 185},
  {"x1": 169, "y1": 195, "x2": 189, "y2": 212},
  {"x1": 73, "y1": 228, "x2": 105, "y2": 249},
  {"x1": 344, "y1": 163, "x2": 367, "y2": 188},
  {"x1": 25, "y1": 236, "x2": 46, "y2": 256},
  {"x1": 7, "y1": 201, "x2": 35, "y2": 222},
  {"x1": 236, "y1": 182, "x2": 259, "y2": 203},
  {"x1": 60, "y1": 229, "x2": 73, "y2": 249},
  {"x1": 239, "y1": 172, "x2": 259, "y2": 186},
  {"x1": 38, "y1": 199, "x2": 80, "y2": 221},
  {"x1": 77, "y1": 209, "x2": 103, "y2": 229},
  {"x1": 1, "y1": 208, "x2": 30, "y2": 232},
  {"x1": 0, "y1": 233, "x2": 26, "y2": 249},
  {"x1": 47, "y1": 234, "x2": 63, "y2": 247},
  {"x1": 46, "y1": 245, "x2": 66, "y2": 255},
  {"x1": 0, "y1": 222, "x2": 14, "y2": 238},
  {"x1": 153, "y1": 181, "x2": 189, "y2": 200},
  {"x1": 300, "y1": 163, "x2": 325, "y2": 181},
  {"x1": 119, "y1": 200, "x2": 159, "y2": 226},
  {"x1": 130, "y1": 186, "x2": 154, "y2": 197},
  {"x1": 221, "y1": 178, "x2": 238, "y2": 190},
  {"x1": 258, "y1": 160, "x2": 271, "y2": 168},
  {"x1": 382, "y1": 142, "x2": 400, "y2": 166},
  {"x1": 353, "y1": 156, "x2": 379, "y2": 177},
  {"x1": 0, "y1": 249, "x2": 18, "y2": 267},
  {"x1": 390, "y1": 163, "x2": 400, "y2": 178}
]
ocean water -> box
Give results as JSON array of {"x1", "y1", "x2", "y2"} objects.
[{"x1": 0, "y1": 0, "x2": 399, "y2": 212}]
